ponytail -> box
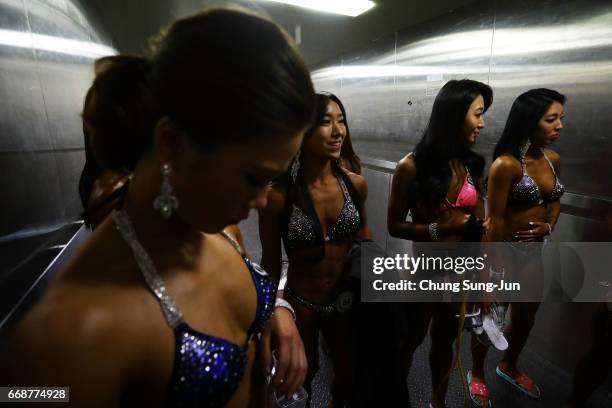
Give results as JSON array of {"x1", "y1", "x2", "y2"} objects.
[{"x1": 82, "y1": 55, "x2": 156, "y2": 173}]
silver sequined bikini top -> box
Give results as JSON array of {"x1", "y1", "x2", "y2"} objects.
[
  {"x1": 283, "y1": 174, "x2": 361, "y2": 251},
  {"x1": 507, "y1": 149, "x2": 564, "y2": 206}
]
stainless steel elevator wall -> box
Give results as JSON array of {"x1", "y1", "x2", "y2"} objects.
[
  {"x1": 312, "y1": 0, "x2": 612, "y2": 252},
  {"x1": 0, "y1": 0, "x2": 114, "y2": 277},
  {"x1": 312, "y1": 0, "x2": 612, "y2": 375}
]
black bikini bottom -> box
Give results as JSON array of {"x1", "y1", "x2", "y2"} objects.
[{"x1": 285, "y1": 287, "x2": 354, "y2": 321}]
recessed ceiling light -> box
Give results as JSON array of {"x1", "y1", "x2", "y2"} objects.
[{"x1": 259, "y1": 0, "x2": 375, "y2": 17}]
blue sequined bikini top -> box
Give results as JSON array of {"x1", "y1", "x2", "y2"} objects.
[
  {"x1": 112, "y1": 210, "x2": 276, "y2": 408},
  {"x1": 283, "y1": 174, "x2": 361, "y2": 251},
  {"x1": 507, "y1": 150, "x2": 564, "y2": 206}
]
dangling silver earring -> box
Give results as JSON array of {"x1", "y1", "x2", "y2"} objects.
[
  {"x1": 520, "y1": 138, "x2": 531, "y2": 160},
  {"x1": 291, "y1": 150, "x2": 300, "y2": 182},
  {"x1": 153, "y1": 163, "x2": 179, "y2": 219}
]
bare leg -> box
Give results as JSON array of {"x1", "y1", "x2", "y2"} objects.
[
  {"x1": 287, "y1": 295, "x2": 322, "y2": 400},
  {"x1": 401, "y1": 303, "x2": 435, "y2": 376},
  {"x1": 500, "y1": 254, "x2": 543, "y2": 375},
  {"x1": 499, "y1": 301, "x2": 540, "y2": 374},
  {"x1": 470, "y1": 335, "x2": 490, "y2": 406}
]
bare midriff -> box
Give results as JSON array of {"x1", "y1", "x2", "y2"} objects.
[
  {"x1": 501, "y1": 203, "x2": 548, "y2": 242},
  {"x1": 285, "y1": 240, "x2": 352, "y2": 304}
]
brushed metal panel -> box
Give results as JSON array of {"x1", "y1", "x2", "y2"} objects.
[
  {"x1": 361, "y1": 167, "x2": 391, "y2": 251},
  {"x1": 312, "y1": 0, "x2": 612, "y2": 247},
  {"x1": 312, "y1": 55, "x2": 343, "y2": 95},
  {"x1": 0, "y1": 151, "x2": 65, "y2": 237},
  {"x1": 27, "y1": 0, "x2": 91, "y2": 42},
  {"x1": 488, "y1": 0, "x2": 612, "y2": 199},
  {"x1": 0, "y1": 0, "x2": 29, "y2": 30},
  {"x1": 35, "y1": 62, "x2": 92, "y2": 149},
  {"x1": 54, "y1": 149, "x2": 86, "y2": 220},
  {"x1": 0, "y1": 0, "x2": 112, "y2": 276},
  {"x1": 552, "y1": 213, "x2": 610, "y2": 242},
  {"x1": 393, "y1": 2, "x2": 495, "y2": 164},
  {"x1": 0, "y1": 1, "x2": 52, "y2": 153},
  {"x1": 336, "y1": 33, "x2": 397, "y2": 160},
  {"x1": 26, "y1": 0, "x2": 98, "y2": 150},
  {"x1": 312, "y1": 1, "x2": 496, "y2": 163}
]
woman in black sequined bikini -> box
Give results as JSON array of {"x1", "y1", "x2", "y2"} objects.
[
  {"x1": 260, "y1": 92, "x2": 372, "y2": 406},
  {"x1": 471, "y1": 88, "x2": 566, "y2": 406}
]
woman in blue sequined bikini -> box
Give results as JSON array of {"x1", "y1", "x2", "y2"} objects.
[
  {"x1": 0, "y1": 8, "x2": 315, "y2": 407},
  {"x1": 260, "y1": 91, "x2": 372, "y2": 406},
  {"x1": 470, "y1": 88, "x2": 566, "y2": 406}
]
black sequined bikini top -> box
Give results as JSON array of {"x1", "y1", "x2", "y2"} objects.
[
  {"x1": 507, "y1": 150, "x2": 564, "y2": 206},
  {"x1": 283, "y1": 174, "x2": 361, "y2": 251}
]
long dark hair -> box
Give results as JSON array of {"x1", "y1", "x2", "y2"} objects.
[
  {"x1": 280, "y1": 92, "x2": 362, "y2": 254},
  {"x1": 312, "y1": 92, "x2": 362, "y2": 174},
  {"x1": 291, "y1": 92, "x2": 362, "y2": 206},
  {"x1": 493, "y1": 88, "x2": 566, "y2": 161},
  {"x1": 79, "y1": 55, "x2": 153, "y2": 209},
  {"x1": 413, "y1": 79, "x2": 492, "y2": 205}
]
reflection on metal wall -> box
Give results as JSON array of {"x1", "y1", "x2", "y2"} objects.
[
  {"x1": 312, "y1": 0, "x2": 612, "y2": 244},
  {"x1": 311, "y1": 0, "x2": 612, "y2": 379},
  {"x1": 0, "y1": 0, "x2": 115, "y2": 276}
]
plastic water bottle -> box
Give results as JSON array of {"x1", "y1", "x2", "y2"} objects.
[{"x1": 267, "y1": 350, "x2": 308, "y2": 408}]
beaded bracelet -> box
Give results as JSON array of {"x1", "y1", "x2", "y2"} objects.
[{"x1": 428, "y1": 222, "x2": 439, "y2": 241}]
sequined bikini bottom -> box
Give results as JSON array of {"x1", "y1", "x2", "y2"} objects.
[{"x1": 285, "y1": 287, "x2": 354, "y2": 321}]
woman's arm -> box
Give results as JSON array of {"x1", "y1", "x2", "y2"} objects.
[
  {"x1": 258, "y1": 185, "x2": 285, "y2": 283},
  {"x1": 475, "y1": 175, "x2": 486, "y2": 221},
  {"x1": 387, "y1": 154, "x2": 467, "y2": 240},
  {"x1": 387, "y1": 155, "x2": 431, "y2": 240},
  {"x1": 257, "y1": 184, "x2": 307, "y2": 395},
  {"x1": 348, "y1": 172, "x2": 373, "y2": 240},
  {"x1": 485, "y1": 156, "x2": 517, "y2": 242},
  {"x1": 545, "y1": 149, "x2": 562, "y2": 233}
]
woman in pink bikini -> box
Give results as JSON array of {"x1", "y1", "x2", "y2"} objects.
[{"x1": 388, "y1": 79, "x2": 492, "y2": 407}]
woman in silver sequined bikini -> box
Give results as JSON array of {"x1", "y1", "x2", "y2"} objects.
[
  {"x1": 0, "y1": 8, "x2": 315, "y2": 407},
  {"x1": 260, "y1": 91, "x2": 372, "y2": 406},
  {"x1": 470, "y1": 88, "x2": 566, "y2": 406}
]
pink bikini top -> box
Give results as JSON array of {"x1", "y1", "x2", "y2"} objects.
[
  {"x1": 411, "y1": 168, "x2": 478, "y2": 220},
  {"x1": 441, "y1": 169, "x2": 478, "y2": 210}
]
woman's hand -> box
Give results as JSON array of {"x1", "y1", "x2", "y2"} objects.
[
  {"x1": 515, "y1": 221, "x2": 551, "y2": 242},
  {"x1": 439, "y1": 213, "x2": 471, "y2": 237},
  {"x1": 260, "y1": 307, "x2": 307, "y2": 395}
]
